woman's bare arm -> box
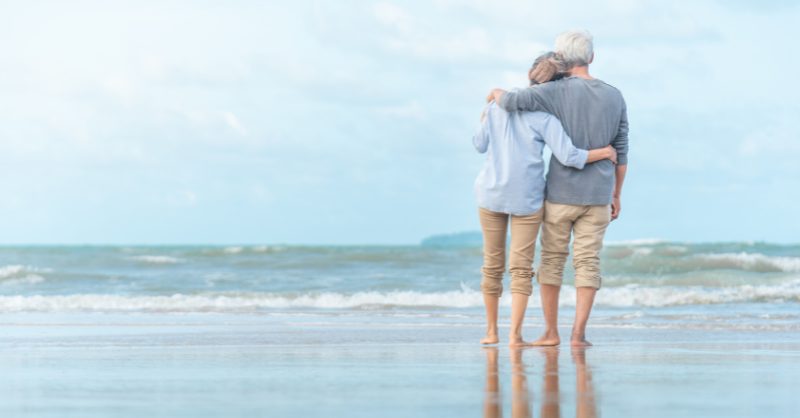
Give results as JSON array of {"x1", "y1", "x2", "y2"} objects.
[{"x1": 586, "y1": 145, "x2": 617, "y2": 164}]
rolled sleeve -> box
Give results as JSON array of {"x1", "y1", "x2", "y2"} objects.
[
  {"x1": 497, "y1": 89, "x2": 517, "y2": 111},
  {"x1": 567, "y1": 148, "x2": 589, "y2": 170}
]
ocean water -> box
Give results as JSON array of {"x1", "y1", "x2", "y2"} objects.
[
  {"x1": 1, "y1": 241, "x2": 798, "y2": 328},
  {"x1": 1, "y1": 242, "x2": 798, "y2": 417}
]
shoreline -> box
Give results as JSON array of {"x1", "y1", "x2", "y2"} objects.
[{"x1": 1, "y1": 315, "x2": 798, "y2": 417}]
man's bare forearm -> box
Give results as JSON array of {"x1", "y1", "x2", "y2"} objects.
[{"x1": 614, "y1": 164, "x2": 627, "y2": 198}]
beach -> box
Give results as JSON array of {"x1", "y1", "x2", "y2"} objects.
[
  {"x1": 1, "y1": 243, "x2": 798, "y2": 416},
  {"x1": 1, "y1": 311, "x2": 797, "y2": 417},
  {"x1": 3, "y1": 0, "x2": 798, "y2": 415}
]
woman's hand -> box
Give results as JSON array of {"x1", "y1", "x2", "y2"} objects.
[
  {"x1": 585, "y1": 145, "x2": 618, "y2": 164},
  {"x1": 605, "y1": 145, "x2": 618, "y2": 164}
]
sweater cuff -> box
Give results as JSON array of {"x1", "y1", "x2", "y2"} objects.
[{"x1": 496, "y1": 91, "x2": 510, "y2": 110}]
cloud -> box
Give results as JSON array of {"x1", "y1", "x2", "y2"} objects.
[
  {"x1": 0, "y1": 0, "x2": 798, "y2": 243},
  {"x1": 373, "y1": 2, "x2": 413, "y2": 31},
  {"x1": 223, "y1": 112, "x2": 248, "y2": 137},
  {"x1": 738, "y1": 121, "x2": 800, "y2": 161}
]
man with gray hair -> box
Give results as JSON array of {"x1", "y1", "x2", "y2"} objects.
[{"x1": 487, "y1": 29, "x2": 628, "y2": 347}]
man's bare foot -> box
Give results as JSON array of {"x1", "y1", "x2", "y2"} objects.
[
  {"x1": 531, "y1": 331, "x2": 561, "y2": 346},
  {"x1": 570, "y1": 336, "x2": 593, "y2": 347},
  {"x1": 481, "y1": 334, "x2": 499, "y2": 345}
]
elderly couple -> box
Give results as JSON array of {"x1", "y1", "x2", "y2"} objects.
[{"x1": 473, "y1": 30, "x2": 628, "y2": 347}]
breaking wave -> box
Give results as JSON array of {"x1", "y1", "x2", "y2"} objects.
[
  {"x1": 0, "y1": 280, "x2": 797, "y2": 312},
  {"x1": 130, "y1": 255, "x2": 183, "y2": 264},
  {"x1": 694, "y1": 253, "x2": 800, "y2": 273},
  {"x1": 0, "y1": 265, "x2": 49, "y2": 286}
]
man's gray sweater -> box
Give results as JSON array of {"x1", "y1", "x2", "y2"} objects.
[{"x1": 498, "y1": 77, "x2": 628, "y2": 205}]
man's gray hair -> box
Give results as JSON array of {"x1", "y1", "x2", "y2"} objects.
[{"x1": 554, "y1": 29, "x2": 594, "y2": 67}]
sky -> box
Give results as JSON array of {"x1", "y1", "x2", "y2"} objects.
[{"x1": 1, "y1": 0, "x2": 799, "y2": 245}]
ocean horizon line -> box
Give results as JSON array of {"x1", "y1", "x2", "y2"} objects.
[{"x1": 0, "y1": 239, "x2": 799, "y2": 248}]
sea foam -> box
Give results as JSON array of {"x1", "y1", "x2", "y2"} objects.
[
  {"x1": 696, "y1": 252, "x2": 800, "y2": 273},
  {"x1": 0, "y1": 265, "x2": 29, "y2": 279},
  {"x1": 0, "y1": 280, "x2": 797, "y2": 312},
  {"x1": 0, "y1": 265, "x2": 50, "y2": 285},
  {"x1": 131, "y1": 255, "x2": 183, "y2": 264}
]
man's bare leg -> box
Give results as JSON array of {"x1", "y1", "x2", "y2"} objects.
[
  {"x1": 509, "y1": 293, "x2": 530, "y2": 346},
  {"x1": 481, "y1": 294, "x2": 499, "y2": 344},
  {"x1": 532, "y1": 284, "x2": 561, "y2": 346},
  {"x1": 571, "y1": 287, "x2": 596, "y2": 347}
]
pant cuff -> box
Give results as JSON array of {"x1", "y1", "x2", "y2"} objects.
[
  {"x1": 536, "y1": 277, "x2": 563, "y2": 287},
  {"x1": 509, "y1": 288, "x2": 532, "y2": 296},
  {"x1": 574, "y1": 277, "x2": 601, "y2": 289}
]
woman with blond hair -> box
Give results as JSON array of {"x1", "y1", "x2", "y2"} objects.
[{"x1": 473, "y1": 52, "x2": 617, "y2": 346}]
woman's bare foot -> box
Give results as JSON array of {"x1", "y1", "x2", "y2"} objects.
[
  {"x1": 481, "y1": 333, "x2": 499, "y2": 345},
  {"x1": 531, "y1": 330, "x2": 561, "y2": 346}
]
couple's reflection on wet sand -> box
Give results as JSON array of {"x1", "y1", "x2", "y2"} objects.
[{"x1": 483, "y1": 347, "x2": 597, "y2": 418}]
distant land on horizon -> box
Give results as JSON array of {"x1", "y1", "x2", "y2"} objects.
[{"x1": 420, "y1": 231, "x2": 483, "y2": 247}]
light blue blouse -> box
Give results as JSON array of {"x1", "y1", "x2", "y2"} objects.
[{"x1": 473, "y1": 102, "x2": 589, "y2": 215}]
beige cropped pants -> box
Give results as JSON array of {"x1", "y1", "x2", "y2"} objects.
[
  {"x1": 537, "y1": 201, "x2": 611, "y2": 289},
  {"x1": 478, "y1": 207, "x2": 543, "y2": 297}
]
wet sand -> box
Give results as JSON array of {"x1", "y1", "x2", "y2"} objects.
[{"x1": 0, "y1": 313, "x2": 798, "y2": 417}]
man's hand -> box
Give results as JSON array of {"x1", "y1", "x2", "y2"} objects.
[
  {"x1": 611, "y1": 196, "x2": 621, "y2": 221},
  {"x1": 486, "y1": 88, "x2": 507, "y2": 103}
]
